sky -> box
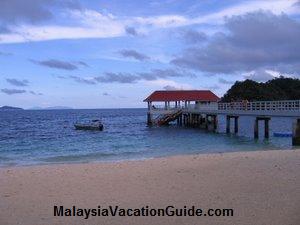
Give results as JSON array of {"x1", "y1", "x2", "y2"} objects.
[{"x1": 0, "y1": 0, "x2": 300, "y2": 109}]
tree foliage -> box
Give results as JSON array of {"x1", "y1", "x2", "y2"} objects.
[{"x1": 221, "y1": 77, "x2": 300, "y2": 102}]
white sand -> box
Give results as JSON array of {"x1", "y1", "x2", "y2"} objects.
[{"x1": 1, "y1": 150, "x2": 300, "y2": 225}]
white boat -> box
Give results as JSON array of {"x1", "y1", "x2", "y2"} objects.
[{"x1": 74, "y1": 120, "x2": 103, "y2": 131}]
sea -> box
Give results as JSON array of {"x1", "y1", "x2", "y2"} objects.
[{"x1": 0, "y1": 108, "x2": 298, "y2": 167}]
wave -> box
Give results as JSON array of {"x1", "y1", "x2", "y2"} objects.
[{"x1": 39, "y1": 150, "x2": 143, "y2": 163}]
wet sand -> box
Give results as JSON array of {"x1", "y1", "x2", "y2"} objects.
[{"x1": 1, "y1": 150, "x2": 300, "y2": 225}]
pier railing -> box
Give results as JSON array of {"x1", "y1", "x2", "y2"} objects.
[
  {"x1": 149, "y1": 100, "x2": 300, "y2": 116},
  {"x1": 150, "y1": 104, "x2": 218, "y2": 113},
  {"x1": 218, "y1": 100, "x2": 300, "y2": 111}
]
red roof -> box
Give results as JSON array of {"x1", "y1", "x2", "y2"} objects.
[{"x1": 144, "y1": 90, "x2": 220, "y2": 102}]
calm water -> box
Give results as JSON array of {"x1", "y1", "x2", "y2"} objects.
[{"x1": 0, "y1": 108, "x2": 298, "y2": 166}]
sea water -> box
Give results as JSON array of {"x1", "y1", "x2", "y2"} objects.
[{"x1": 0, "y1": 108, "x2": 298, "y2": 166}]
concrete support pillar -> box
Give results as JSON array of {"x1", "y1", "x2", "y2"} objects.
[
  {"x1": 147, "y1": 112, "x2": 152, "y2": 126},
  {"x1": 254, "y1": 117, "x2": 270, "y2": 139},
  {"x1": 292, "y1": 119, "x2": 300, "y2": 146},
  {"x1": 205, "y1": 115, "x2": 209, "y2": 130},
  {"x1": 213, "y1": 115, "x2": 218, "y2": 131},
  {"x1": 226, "y1": 116, "x2": 230, "y2": 134},
  {"x1": 254, "y1": 119, "x2": 259, "y2": 139},
  {"x1": 264, "y1": 119, "x2": 269, "y2": 138},
  {"x1": 234, "y1": 117, "x2": 239, "y2": 134}
]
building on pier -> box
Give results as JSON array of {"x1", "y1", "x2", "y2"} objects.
[
  {"x1": 144, "y1": 90, "x2": 220, "y2": 126},
  {"x1": 144, "y1": 90, "x2": 219, "y2": 113}
]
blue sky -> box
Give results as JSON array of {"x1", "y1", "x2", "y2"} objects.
[{"x1": 0, "y1": 0, "x2": 300, "y2": 109}]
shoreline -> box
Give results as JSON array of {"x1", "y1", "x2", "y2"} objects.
[
  {"x1": 1, "y1": 150, "x2": 300, "y2": 225},
  {"x1": 1, "y1": 148, "x2": 297, "y2": 169}
]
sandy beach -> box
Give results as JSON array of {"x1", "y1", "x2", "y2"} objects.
[{"x1": 1, "y1": 150, "x2": 299, "y2": 225}]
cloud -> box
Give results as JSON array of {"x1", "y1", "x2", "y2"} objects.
[
  {"x1": 103, "y1": 92, "x2": 109, "y2": 96},
  {"x1": 95, "y1": 72, "x2": 140, "y2": 83},
  {"x1": 125, "y1": 26, "x2": 138, "y2": 36},
  {"x1": 172, "y1": 11, "x2": 300, "y2": 75},
  {"x1": 0, "y1": 0, "x2": 81, "y2": 33},
  {"x1": 29, "y1": 91, "x2": 43, "y2": 96},
  {"x1": 218, "y1": 78, "x2": 235, "y2": 85},
  {"x1": 146, "y1": 79, "x2": 193, "y2": 90},
  {"x1": 0, "y1": 88, "x2": 42, "y2": 95},
  {"x1": 0, "y1": 51, "x2": 12, "y2": 56},
  {"x1": 0, "y1": 0, "x2": 52, "y2": 25},
  {"x1": 138, "y1": 68, "x2": 195, "y2": 80},
  {"x1": 181, "y1": 29, "x2": 207, "y2": 44},
  {"x1": 70, "y1": 76, "x2": 97, "y2": 85},
  {"x1": 31, "y1": 59, "x2": 78, "y2": 70},
  {"x1": 76, "y1": 61, "x2": 89, "y2": 67},
  {"x1": 293, "y1": 0, "x2": 300, "y2": 7},
  {"x1": 119, "y1": 49, "x2": 150, "y2": 61},
  {"x1": 163, "y1": 85, "x2": 179, "y2": 90},
  {"x1": 243, "y1": 70, "x2": 276, "y2": 82},
  {"x1": 6, "y1": 78, "x2": 29, "y2": 87},
  {"x1": 0, "y1": 0, "x2": 298, "y2": 43},
  {"x1": 70, "y1": 68, "x2": 194, "y2": 85},
  {"x1": 0, "y1": 9, "x2": 124, "y2": 43},
  {"x1": 1, "y1": 88, "x2": 26, "y2": 95}
]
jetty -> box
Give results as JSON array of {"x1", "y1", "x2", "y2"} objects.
[{"x1": 144, "y1": 90, "x2": 300, "y2": 146}]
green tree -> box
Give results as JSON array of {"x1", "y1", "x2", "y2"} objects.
[{"x1": 221, "y1": 77, "x2": 300, "y2": 102}]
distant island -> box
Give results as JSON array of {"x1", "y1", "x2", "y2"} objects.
[
  {"x1": 29, "y1": 106, "x2": 73, "y2": 110},
  {"x1": 222, "y1": 77, "x2": 300, "y2": 102},
  {"x1": 0, "y1": 106, "x2": 24, "y2": 111}
]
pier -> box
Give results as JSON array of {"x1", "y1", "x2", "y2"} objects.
[{"x1": 144, "y1": 90, "x2": 300, "y2": 146}]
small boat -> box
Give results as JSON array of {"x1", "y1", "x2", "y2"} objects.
[{"x1": 74, "y1": 119, "x2": 103, "y2": 131}]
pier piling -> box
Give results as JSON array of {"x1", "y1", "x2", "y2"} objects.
[
  {"x1": 292, "y1": 119, "x2": 300, "y2": 145},
  {"x1": 234, "y1": 117, "x2": 238, "y2": 134},
  {"x1": 254, "y1": 119, "x2": 259, "y2": 139},
  {"x1": 147, "y1": 112, "x2": 152, "y2": 126},
  {"x1": 226, "y1": 115, "x2": 239, "y2": 134},
  {"x1": 226, "y1": 116, "x2": 230, "y2": 133},
  {"x1": 254, "y1": 117, "x2": 270, "y2": 139},
  {"x1": 264, "y1": 119, "x2": 269, "y2": 138}
]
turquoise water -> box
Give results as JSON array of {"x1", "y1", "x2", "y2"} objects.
[{"x1": 0, "y1": 108, "x2": 298, "y2": 166}]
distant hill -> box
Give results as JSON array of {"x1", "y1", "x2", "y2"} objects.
[
  {"x1": 222, "y1": 77, "x2": 300, "y2": 102},
  {"x1": 29, "y1": 106, "x2": 73, "y2": 110},
  {"x1": 0, "y1": 106, "x2": 24, "y2": 111},
  {"x1": 46, "y1": 106, "x2": 73, "y2": 110}
]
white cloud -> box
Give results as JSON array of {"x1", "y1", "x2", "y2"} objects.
[
  {"x1": 143, "y1": 79, "x2": 193, "y2": 90},
  {"x1": 194, "y1": 0, "x2": 299, "y2": 25},
  {"x1": 134, "y1": 15, "x2": 189, "y2": 28},
  {"x1": 0, "y1": 10, "x2": 124, "y2": 43},
  {"x1": 0, "y1": 0, "x2": 298, "y2": 44}
]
